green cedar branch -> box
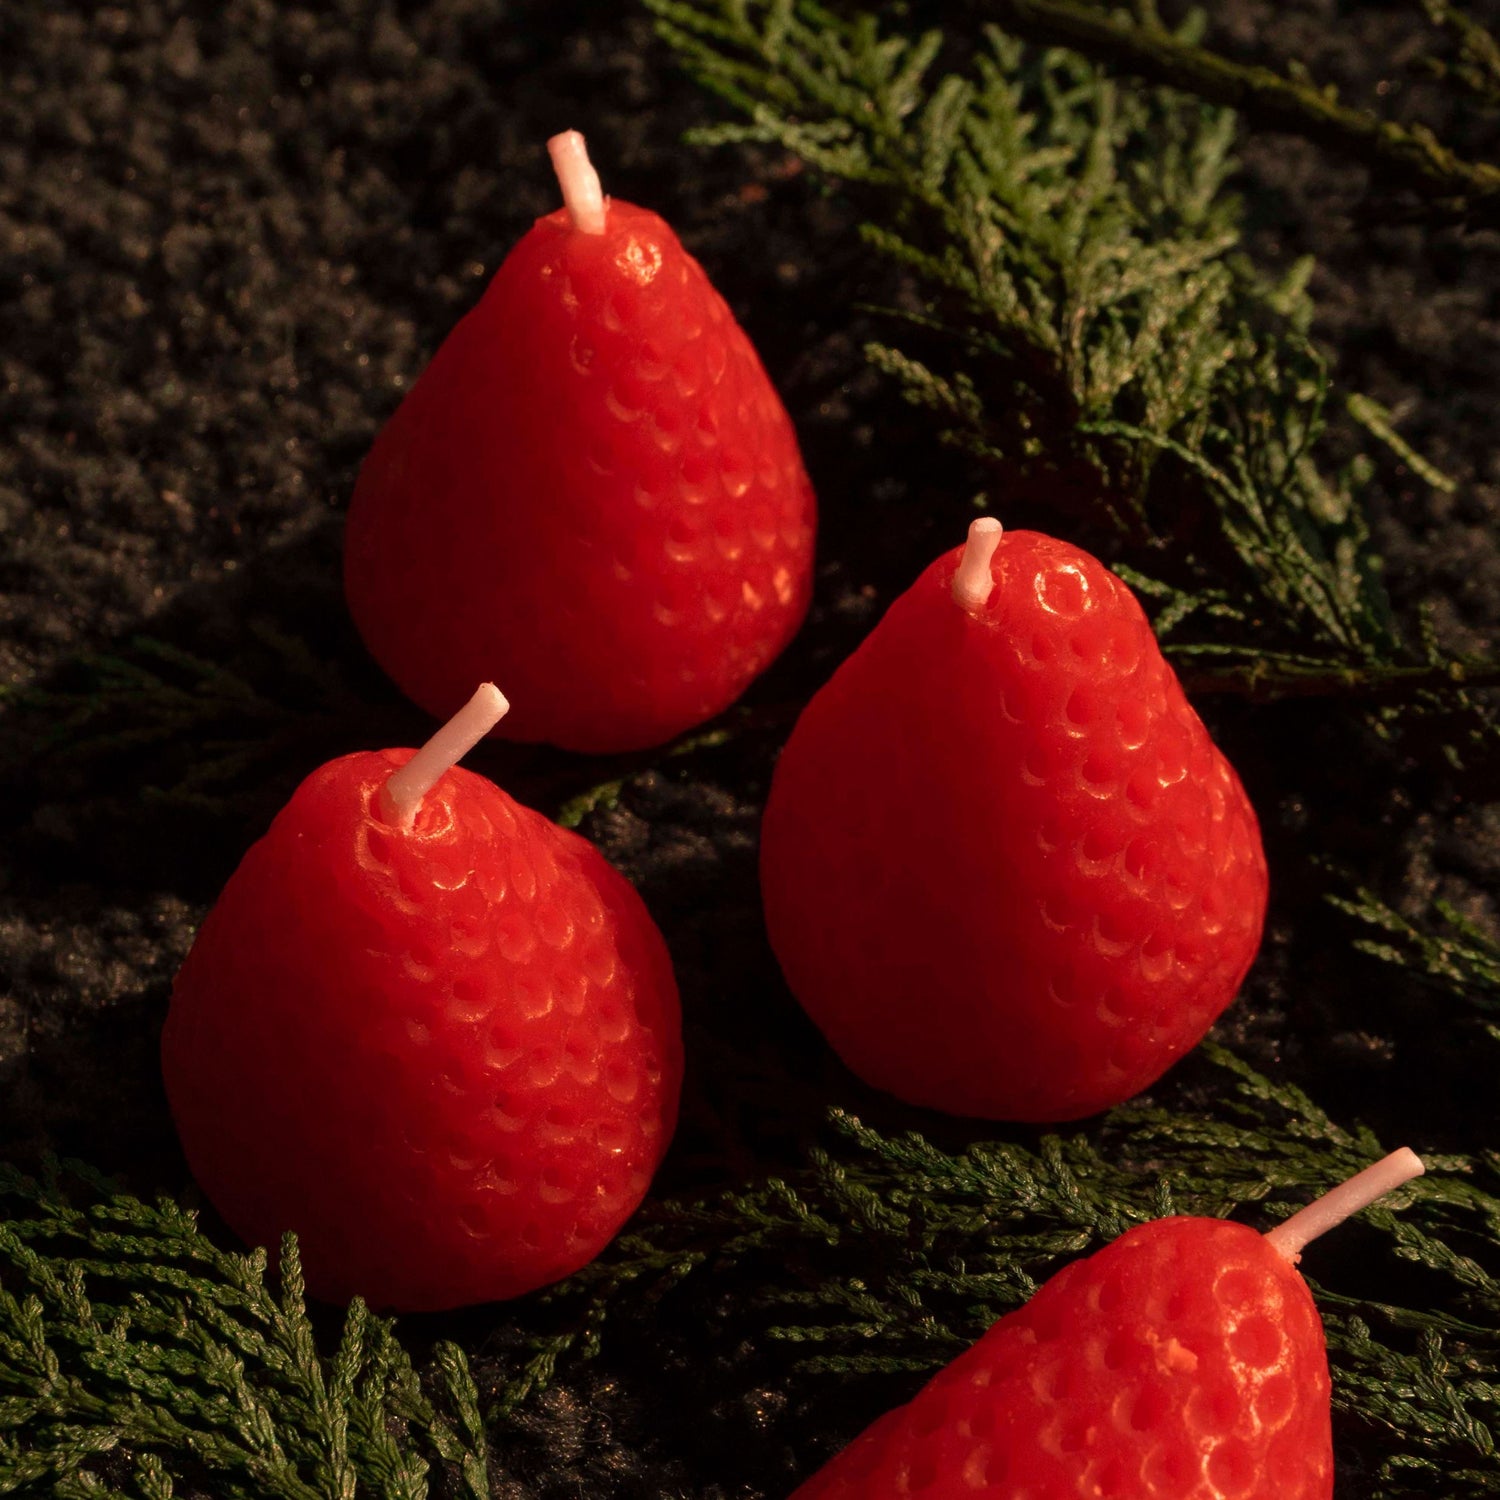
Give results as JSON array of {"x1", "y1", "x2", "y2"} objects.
[
  {"x1": 649, "y1": 0, "x2": 1500, "y2": 744},
  {"x1": 1173, "y1": 647, "x2": 1500, "y2": 704},
  {"x1": 1414, "y1": 0, "x2": 1500, "y2": 110},
  {"x1": 0, "y1": 1160, "x2": 490, "y2": 1498},
  {"x1": 982, "y1": 0, "x2": 1500, "y2": 225}
]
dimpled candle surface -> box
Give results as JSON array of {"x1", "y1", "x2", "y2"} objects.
[
  {"x1": 793, "y1": 1218, "x2": 1332, "y2": 1500},
  {"x1": 345, "y1": 196, "x2": 817, "y2": 753},
  {"x1": 761, "y1": 529, "x2": 1267, "y2": 1122},
  {"x1": 162, "y1": 749, "x2": 681, "y2": 1311}
]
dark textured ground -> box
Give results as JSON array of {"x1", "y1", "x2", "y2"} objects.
[{"x1": 3, "y1": 1, "x2": 1499, "y2": 1495}]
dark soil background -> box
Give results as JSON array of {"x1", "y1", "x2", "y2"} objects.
[{"x1": 2, "y1": 0, "x2": 1499, "y2": 1495}]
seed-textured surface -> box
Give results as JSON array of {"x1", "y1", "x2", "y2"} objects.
[
  {"x1": 161, "y1": 749, "x2": 682, "y2": 1311},
  {"x1": 760, "y1": 530, "x2": 1267, "y2": 1121},
  {"x1": 345, "y1": 200, "x2": 817, "y2": 753},
  {"x1": 793, "y1": 1218, "x2": 1332, "y2": 1499}
]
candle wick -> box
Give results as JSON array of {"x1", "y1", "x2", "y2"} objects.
[
  {"x1": 548, "y1": 130, "x2": 608, "y2": 236},
  {"x1": 1264, "y1": 1147, "x2": 1425, "y2": 1264},
  {"x1": 951, "y1": 517, "x2": 1004, "y2": 614},
  {"x1": 379, "y1": 683, "x2": 510, "y2": 833}
]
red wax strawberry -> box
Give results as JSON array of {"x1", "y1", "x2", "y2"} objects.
[
  {"x1": 161, "y1": 685, "x2": 682, "y2": 1311},
  {"x1": 344, "y1": 131, "x2": 817, "y2": 753},
  {"x1": 792, "y1": 1149, "x2": 1425, "y2": 1499},
  {"x1": 760, "y1": 519, "x2": 1268, "y2": 1122}
]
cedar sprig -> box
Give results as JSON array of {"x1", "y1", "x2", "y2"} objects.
[
  {"x1": 10, "y1": 0, "x2": 1494, "y2": 798},
  {"x1": 646, "y1": 0, "x2": 1499, "y2": 736},
  {"x1": 1331, "y1": 884, "x2": 1500, "y2": 1036},
  {"x1": 0, "y1": 1158, "x2": 489, "y2": 1498},
  {"x1": 974, "y1": 0, "x2": 1500, "y2": 228},
  {"x1": 1418, "y1": 0, "x2": 1500, "y2": 110},
  {"x1": 0, "y1": 630, "x2": 360, "y2": 813}
]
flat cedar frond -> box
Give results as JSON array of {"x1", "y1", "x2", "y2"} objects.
[
  {"x1": 1420, "y1": 0, "x2": 1500, "y2": 110},
  {"x1": 10, "y1": 0, "x2": 1494, "y2": 813},
  {"x1": 978, "y1": 0, "x2": 1500, "y2": 228},
  {"x1": 0, "y1": 1160, "x2": 489, "y2": 1497},
  {"x1": 0, "y1": 630, "x2": 364, "y2": 814},
  {"x1": 647, "y1": 0, "x2": 1500, "y2": 733},
  {"x1": 1331, "y1": 885, "x2": 1500, "y2": 1032}
]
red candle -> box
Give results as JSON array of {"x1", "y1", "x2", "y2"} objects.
[
  {"x1": 161, "y1": 685, "x2": 682, "y2": 1311},
  {"x1": 760, "y1": 519, "x2": 1268, "y2": 1122},
  {"x1": 790, "y1": 1149, "x2": 1424, "y2": 1499},
  {"x1": 344, "y1": 131, "x2": 818, "y2": 753}
]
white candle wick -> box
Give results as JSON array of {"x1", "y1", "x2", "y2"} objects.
[
  {"x1": 379, "y1": 683, "x2": 510, "y2": 833},
  {"x1": 952, "y1": 517, "x2": 1004, "y2": 613},
  {"x1": 547, "y1": 130, "x2": 607, "y2": 236},
  {"x1": 1264, "y1": 1147, "x2": 1425, "y2": 1264}
]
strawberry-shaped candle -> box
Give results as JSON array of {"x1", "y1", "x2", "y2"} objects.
[
  {"x1": 760, "y1": 519, "x2": 1268, "y2": 1122},
  {"x1": 161, "y1": 685, "x2": 682, "y2": 1311},
  {"x1": 344, "y1": 131, "x2": 817, "y2": 753},
  {"x1": 792, "y1": 1148, "x2": 1425, "y2": 1498}
]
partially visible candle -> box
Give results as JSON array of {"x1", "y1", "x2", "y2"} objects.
[
  {"x1": 162, "y1": 684, "x2": 682, "y2": 1311},
  {"x1": 788, "y1": 1150, "x2": 1425, "y2": 1497}
]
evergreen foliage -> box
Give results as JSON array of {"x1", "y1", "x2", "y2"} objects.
[
  {"x1": 1333, "y1": 886, "x2": 1500, "y2": 1038},
  {"x1": 0, "y1": 1160, "x2": 490, "y2": 1499},
  {"x1": 0, "y1": 631, "x2": 357, "y2": 813},
  {"x1": 646, "y1": 0, "x2": 1500, "y2": 741},
  {"x1": 975, "y1": 0, "x2": 1500, "y2": 228},
  {"x1": 9, "y1": 4, "x2": 1499, "y2": 801}
]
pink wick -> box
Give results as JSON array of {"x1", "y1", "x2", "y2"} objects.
[
  {"x1": 1265, "y1": 1148, "x2": 1425, "y2": 1263},
  {"x1": 952, "y1": 517, "x2": 1003, "y2": 613},
  {"x1": 379, "y1": 683, "x2": 510, "y2": 833},
  {"x1": 547, "y1": 130, "x2": 607, "y2": 235}
]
